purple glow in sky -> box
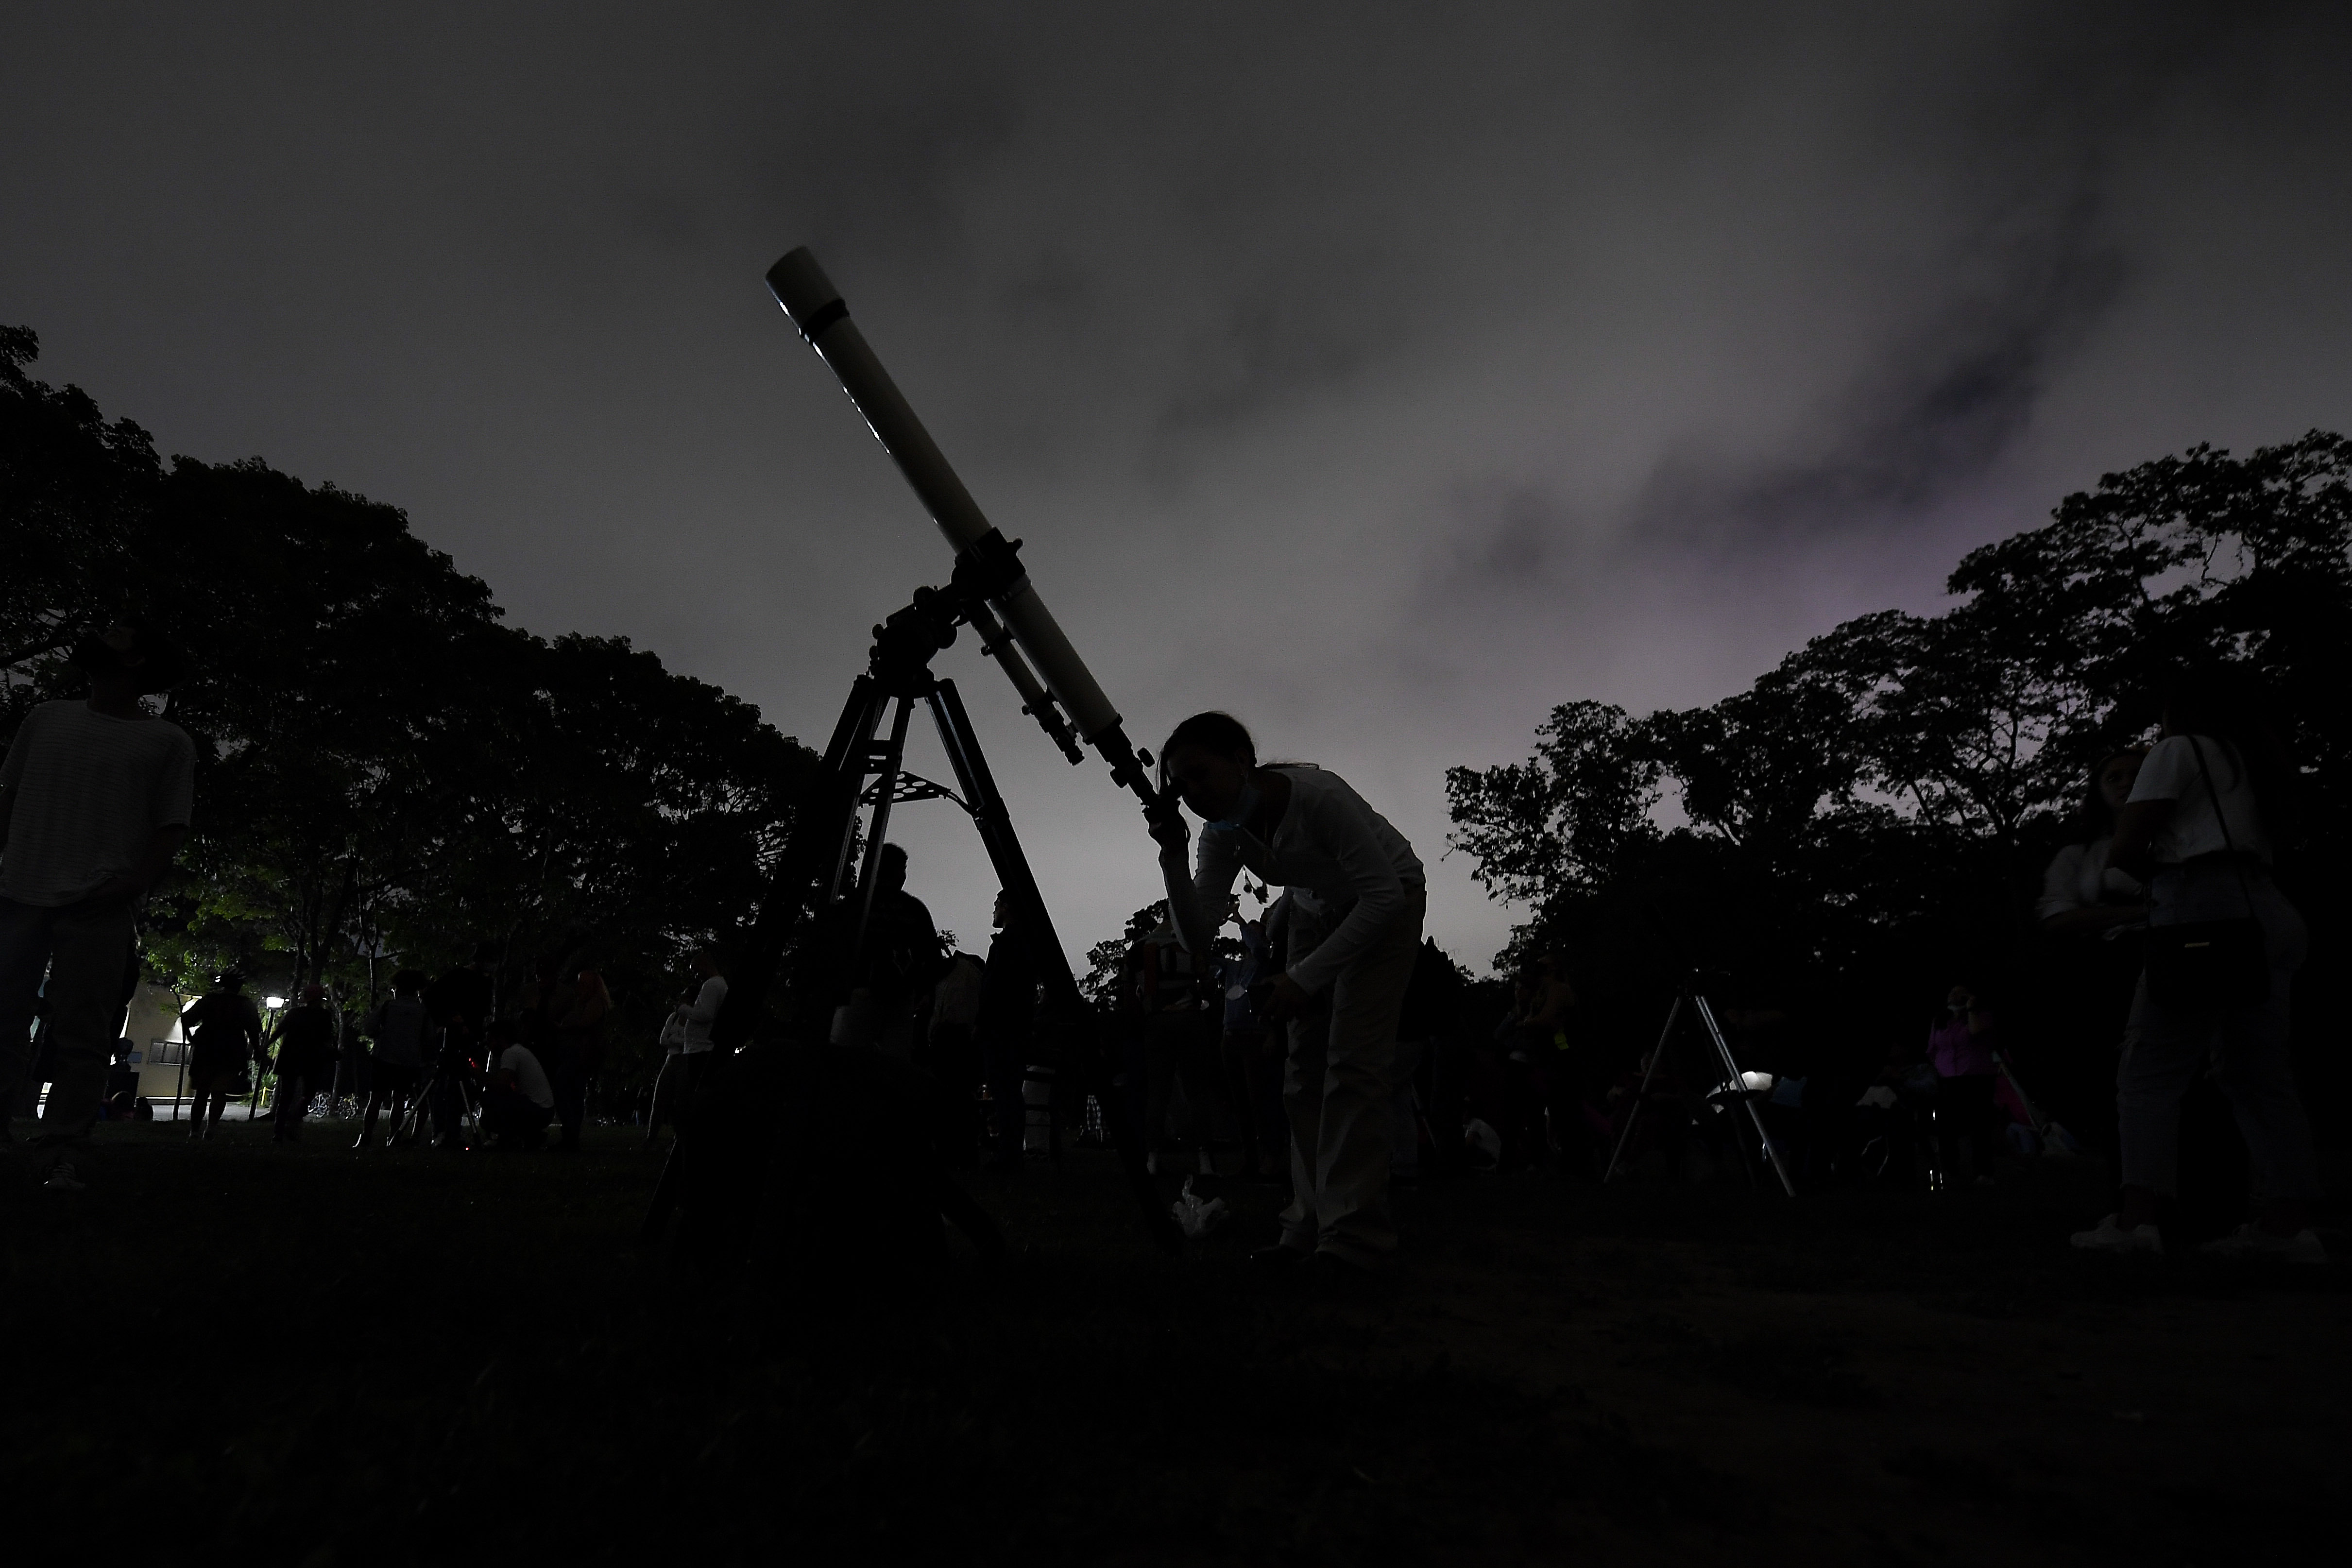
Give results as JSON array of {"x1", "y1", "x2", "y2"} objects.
[{"x1": 5, "y1": 3, "x2": 2349, "y2": 969}]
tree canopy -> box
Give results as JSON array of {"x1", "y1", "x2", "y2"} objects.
[
  {"x1": 2, "y1": 327, "x2": 818, "y2": 1091},
  {"x1": 1447, "y1": 431, "x2": 2352, "y2": 1052}
]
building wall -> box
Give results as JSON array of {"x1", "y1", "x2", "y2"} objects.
[{"x1": 125, "y1": 981, "x2": 191, "y2": 1103}]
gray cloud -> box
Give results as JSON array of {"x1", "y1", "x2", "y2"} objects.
[
  {"x1": 4, "y1": 0, "x2": 2348, "y2": 969},
  {"x1": 1624, "y1": 189, "x2": 2132, "y2": 562}
]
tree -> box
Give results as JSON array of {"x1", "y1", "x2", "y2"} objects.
[
  {"x1": 1447, "y1": 432, "x2": 2352, "y2": 1070},
  {"x1": 3, "y1": 325, "x2": 820, "y2": 1110},
  {"x1": 1444, "y1": 700, "x2": 1657, "y2": 907},
  {"x1": 1082, "y1": 901, "x2": 1168, "y2": 1009},
  {"x1": 0, "y1": 326, "x2": 165, "y2": 668}
]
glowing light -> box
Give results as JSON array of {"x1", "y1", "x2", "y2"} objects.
[{"x1": 264, "y1": 995, "x2": 288, "y2": 1010}]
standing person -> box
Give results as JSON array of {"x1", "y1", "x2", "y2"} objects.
[
  {"x1": 270, "y1": 984, "x2": 335, "y2": 1143},
  {"x1": 974, "y1": 892, "x2": 1039, "y2": 1174},
  {"x1": 355, "y1": 969, "x2": 430, "y2": 1148},
  {"x1": 334, "y1": 1011, "x2": 369, "y2": 1114},
  {"x1": 0, "y1": 621, "x2": 195, "y2": 1186},
  {"x1": 1487, "y1": 966, "x2": 1541, "y2": 1172},
  {"x1": 2035, "y1": 750, "x2": 2151, "y2": 1163},
  {"x1": 1154, "y1": 713, "x2": 1425, "y2": 1273},
  {"x1": 1926, "y1": 983, "x2": 2002, "y2": 1187},
  {"x1": 641, "y1": 996, "x2": 690, "y2": 1148},
  {"x1": 2074, "y1": 672, "x2": 2326, "y2": 1261},
  {"x1": 833, "y1": 845, "x2": 944, "y2": 1059},
  {"x1": 423, "y1": 948, "x2": 495, "y2": 1151},
  {"x1": 1392, "y1": 939, "x2": 1466, "y2": 1179},
  {"x1": 1137, "y1": 915, "x2": 1216, "y2": 1176},
  {"x1": 1218, "y1": 916, "x2": 1285, "y2": 1182},
  {"x1": 1493, "y1": 955, "x2": 1576, "y2": 1174},
  {"x1": 549, "y1": 964, "x2": 611, "y2": 1152},
  {"x1": 181, "y1": 971, "x2": 265, "y2": 1140},
  {"x1": 676, "y1": 949, "x2": 727, "y2": 1103},
  {"x1": 514, "y1": 952, "x2": 568, "y2": 1125},
  {"x1": 1530, "y1": 954, "x2": 1585, "y2": 1173},
  {"x1": 928, "y1": 945, "x2": 987, "y2": 1158},
  {"x1": 928, "y1": 947, "x2": 985, "y2": 1076},
  {"x1": 517, "y1": 953, "x2": 565, "y2": 1057}
]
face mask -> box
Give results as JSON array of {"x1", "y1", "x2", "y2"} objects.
[{"x1": 1209, "y1": 778, "x2": 1261, "y2": 833}]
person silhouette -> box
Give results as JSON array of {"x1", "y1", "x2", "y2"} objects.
[
  {"x1": 1153, "y1": 712, "x2": 1424, "y2": 1273},
  {"x1": 182, "y1": 971, "x2": 265, "y2": 1140}
]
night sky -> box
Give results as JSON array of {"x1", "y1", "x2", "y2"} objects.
[{"x1": 7, "y1": 3, "x2": 2350, "y2": 970}]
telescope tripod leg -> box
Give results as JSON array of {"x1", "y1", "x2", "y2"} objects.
[
  {"x1": 643, "y1": 678, "x2": 896, "y2": 1252},
  {"x1": 1992, "y1": 1051, "x2": 2048, "y2": 1136},
  {"x1": 1691, "y1": 993, "x2": 1796, "y2": 1198},
  {"x1": 842, "y1": 695, "x2": 919, "y2": 973},
  {"x1": 926, "y1": 679, "x2": 1183, "y2": 1253},
  {"x1": 1605, "y1": 994, "x2": 1683, "y2": 1183}
]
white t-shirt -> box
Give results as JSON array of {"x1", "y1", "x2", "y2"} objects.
[
  {"x1": 1173, "y1": 766, "x2": 1423, "y2": 995},
  {"x1": 0, "y1": 699, "x2": 196, "y2": 905},
  {"x1": 680, "y1": 976, "x2": 727, "y2": 1053},
  {"x1": 499, "y1": 1045, "x2": 556, "y2": 1108},
  {"x1": 2127, "y1": 734, "x2": 2271, "y2": 865},
  {"x1": 2035, "y1": 838, "x2": 2144, "y2": 921}
]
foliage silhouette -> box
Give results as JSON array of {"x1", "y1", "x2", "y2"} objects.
[
  {"x1": 2, "y1": 327, "x2": 818, "y2": 1105},
  {"x1": 1448, "y1": 432, "x2": 2351, "y2": 1094}
]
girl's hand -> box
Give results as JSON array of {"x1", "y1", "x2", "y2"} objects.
[{"x1": 1147, "y1": 799, "x2": 1191, "y2": 858}]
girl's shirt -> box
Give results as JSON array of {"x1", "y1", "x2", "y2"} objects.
[
  {"x1": 1173, "y1": 766, "x2": 1423, "y2": 995},
  {"x1": 2035, "y1": 837, "x2": 2144, "y2": 922},
  {"x1": 2128, "y1": 734, "x2": 2271, "y2": 865}
]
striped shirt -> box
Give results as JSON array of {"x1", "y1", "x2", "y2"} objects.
[{"x1": 0, "y1": 699, "x2": 196, "y2": 905}]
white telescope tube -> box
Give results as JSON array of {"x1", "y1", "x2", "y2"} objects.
[{"x1": 765, "y1": 248, "x2": 1123, "y2": 745}]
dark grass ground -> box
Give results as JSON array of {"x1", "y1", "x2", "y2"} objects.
[{"x1": 3, "y1": 1123, "x2": 2347, "y2": 1566}]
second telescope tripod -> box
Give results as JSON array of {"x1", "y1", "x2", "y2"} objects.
[{"x1": 1603, "y1": 978, "x2": 1797, "y2": 1197}]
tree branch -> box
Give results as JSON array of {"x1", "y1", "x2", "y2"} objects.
[{"x1": 0, "y1": 630, "x2": 79, "y2": 671}]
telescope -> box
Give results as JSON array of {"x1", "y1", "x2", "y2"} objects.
[
  {"x1": 644, "y1": 249, "x2": 1184, "y2": 1260},
  {"x1": 765, "y1": 248, "x2": 1167, "y2": 814}
]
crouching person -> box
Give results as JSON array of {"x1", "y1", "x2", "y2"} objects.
[{"x1": 480, "y1": 1022, "x2": 555, "y2": 1150}]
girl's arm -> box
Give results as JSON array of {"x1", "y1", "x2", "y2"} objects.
[{"x1": 1157, "y1": 818, "x2": 1237, "y2": 963}]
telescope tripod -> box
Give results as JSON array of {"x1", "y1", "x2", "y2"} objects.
[
  {"x1": 1603, "y1": 979, "x2": 1796, "y2": 1197},
  {"x1": 643, "y1": 566, "x2": 1184, "y2": 1257},
  {"x1": 392, "y1": 1055, "x2": 479, "y2": 1149}
]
